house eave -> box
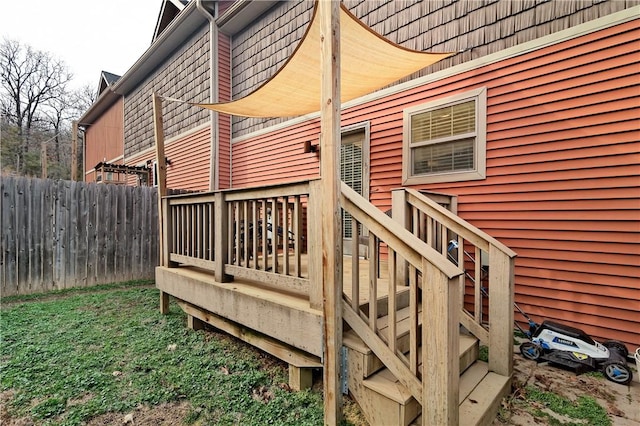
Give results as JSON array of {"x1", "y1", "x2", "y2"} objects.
[
  {"x1": 78, "y1": 89, "x2": 120, "y2": 127},
  {"x1": 217, "y1": 0, "x2": 279, "y2": 35}
]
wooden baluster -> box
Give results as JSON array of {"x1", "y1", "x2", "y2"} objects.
[
  {"x1": 457, "y1": 235, "x2": 464, "y2": 307},
  {"x1": 208, "y1": 202, "x2": 214, "y2": 261},
  {"x1": 252, "y1": 200, "x2": 258, "y2": 269},
  {"x1": 272, "y1": 197, "x2": 279, "y2": 274},
  {"x1": 283, "y1": 196, "x2": 290, "y2": 276},
  {"x1": 227, "y1": 202, "x2": 234, "y2": 266},
  {"x1": 409, "y1": 264, "x2": 418, "y2": 374},
  {"x1": 388, "y1": 249, "x2": 397, "y2": 353},
  {"x1": 243, "y1": 200, "x2": 249, "y2": 267},
  {"x1": 171, "y1": 204, "x2": 177, "y2": 255},
  {"x1": 179, "y1": 205, "x2": 184, "y2": 256},
  {"x1": 474, "y1": 246, "x2": 482, "y2": 323},
  {"x1": 262, "y1": 199, "x2": 268, "y2": 272},
  {"x1": 351, "y1": 217, "x2": 359, "y2": 311},
  {"x1": 293, "y1": 195, "x2": 301, "y2": 277},
  {"x1": 368, "y1": 234, "x2": 378, "y2": 329},
  {"x1": 235, "y1": 202, "x2": 242, "y2": 266},
  {"x1": 197, "y1": 204, "x2": 202, "y2": 259}
]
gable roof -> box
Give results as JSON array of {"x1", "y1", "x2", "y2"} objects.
[
  {"x1": 153, "y1": 0, "x2": 189, "y2": 42},
  {"x1": 98, "y1": 71, "x2": 121, "y2": 95}
]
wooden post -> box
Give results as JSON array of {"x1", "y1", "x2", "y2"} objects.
[
  {"x1": 422, "y1": 261, "x2": 459, "y2": 425},
  {"x1": 319, "y1": 1, "x2": 342, "y2": 424},
  {"x1": 488, "y1": 244, "x2": 514, "y2": 376},
  {"x1": 214, "y1": 191, "x2": 231, "y2": 282},
  {"x1": 152, "y1": 92, "x2": 170, "y2": 314},
  {"x1": 308, "y1": 180, "x2": 323, "y2": 310},
  {"x1": 71, "y1": 121, "x2": 78, "y2": 181},
  {"x1": 41, "y1": 141, "x2": 47, "y2": 179}
]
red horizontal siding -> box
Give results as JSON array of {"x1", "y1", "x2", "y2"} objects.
[
  {"x1": 126, "y1": 127, "x2": 211, "y2": 192},
  {"x1": 230, "y1": 20, "x2": 640, "y2": 349},
  {"x1": 232, "y1": 119, "x2": 321, "y2": 187}
]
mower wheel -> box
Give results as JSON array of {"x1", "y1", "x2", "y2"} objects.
[
  {"x1": 520, "y1": 342, "x2": 542, "y2": 361},
  {"x1": 602, "y1": 361, "x2": 632, "y2": 385},
  {"x1": 603, "y1": 340, "x2": 629, "y2": 358}
]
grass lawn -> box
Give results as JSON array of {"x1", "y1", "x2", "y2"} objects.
[{"x1": 0, "y1": 283, "x2": 328, "y2": 425}]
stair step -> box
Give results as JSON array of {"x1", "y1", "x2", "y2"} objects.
[
  {"x1": 345, "y1": 329, "x2": 479, "y2": 379},
  {"x1": 459, "y1": 361, "x2": 489, "y2": 402},
  {"x1": 361, "y1": 334, "x2": 479, "y2": 402},
  {"x1": 459, "y1": 370, "x2": 511, "y2": 426},
  {"x1": 410, "y1": 363, "x2": 510, "y2": 426}
]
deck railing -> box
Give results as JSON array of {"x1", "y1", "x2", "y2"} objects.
[
  {"x1": 341, "y1": 182, "x2": 464, "y2": 425},
  {"x1": 392, "y1": 188, "x2": 517, "y2": 377},
  {"x1": 162, "y1": 181, "x2": 314, "y2": 297}
]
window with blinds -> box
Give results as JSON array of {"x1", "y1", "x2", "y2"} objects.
[{"x1": 403, "y1": 88, "x2": 487, "y2": 185}]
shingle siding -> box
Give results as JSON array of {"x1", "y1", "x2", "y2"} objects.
[
  {"x1": 230, "y1": 0, "x2": 639, "y2": 137},
  {"x1": 124, "y1": 24, "x2": 211, "y2": 158}
]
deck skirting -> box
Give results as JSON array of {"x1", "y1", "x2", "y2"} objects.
[{"x1": 156, "y1": 266, "x2": 324, "y2": 357}]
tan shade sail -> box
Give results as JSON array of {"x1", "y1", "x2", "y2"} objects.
[{"x1": 195, "y1": 4, "x2": 452, "y2": 118}]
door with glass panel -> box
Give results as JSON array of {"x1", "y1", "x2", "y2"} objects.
[{"x1": 341, "y1": 127, "x2": 369, "y2": 256}]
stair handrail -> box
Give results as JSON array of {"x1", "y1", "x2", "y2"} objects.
[
  {"x1": 403, "y1": 188, "x2": 516, "y2": 258},
  {"x1": 341, "y1": 183, "x2": 462, "y2": 279},
  {"x1": 397, "y1": 188, "x2": 516, "y2": 378}
]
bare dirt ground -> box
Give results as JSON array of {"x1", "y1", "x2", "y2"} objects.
[{"x1": 494, "y1": 353, "x2": 640, "y2": 425}]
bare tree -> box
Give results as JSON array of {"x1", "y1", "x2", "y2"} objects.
[{"x1": 0, "y1": 38, "x2": 72, "y2": 173}]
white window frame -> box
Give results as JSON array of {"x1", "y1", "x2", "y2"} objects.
[{"x1": 402, "y1": 87, "x2": 487, "y2": 185}]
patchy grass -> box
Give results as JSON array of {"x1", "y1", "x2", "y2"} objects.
[
  {"x1": 0, "y1": 286, "x2": 327, "y2": 425},
  {"x1": 522, "y1": 386, "x2": 611, "y2": 426}
]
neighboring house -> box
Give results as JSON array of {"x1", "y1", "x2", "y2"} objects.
[
  {"x1": 80, "y1": 1, "x2": 639, "y2": 419},
  {"x1": 79, "y1": 70, "x2": 123, "y2": 183}
]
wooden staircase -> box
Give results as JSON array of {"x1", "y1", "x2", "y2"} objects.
[
  {"x1": 339, "y1": 184, "x2": 516, "y2": 425},
  {"x1": 343, "y1": 307, "x2": 510, "y2": 426}
]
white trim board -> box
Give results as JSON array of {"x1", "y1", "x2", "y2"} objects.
[{"x1": 231, "y1": 6, "x2": 639, "y2": 144}]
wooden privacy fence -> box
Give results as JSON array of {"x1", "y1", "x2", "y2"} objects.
[{"x1": 1, "y1": 176, "x2": 159, "y2": 296}]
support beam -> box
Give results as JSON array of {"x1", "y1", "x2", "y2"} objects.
[
  {"x1": 188, "y1": 314, "x2": 205, "y2": 331},
  {"x1": 153, "y1": 92, "x2": 170, "y2": 314},
  {"x1": 319, "y1": 1, "x2": 343, "y2": 424},
  {"x1": 160, "y1": 291, "x2": 170, "y2": 315},
  {"x1": 289, "y1": 365, "x2": 314, "y2": 391}
]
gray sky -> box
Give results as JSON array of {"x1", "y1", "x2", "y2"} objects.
[{"x1": 1, "y1": 0, "x2": 161, "y2": 91}]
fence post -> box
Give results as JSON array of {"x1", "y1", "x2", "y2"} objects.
[
  {"x1": 214, "y1": 191, "x2": 231, "y2": 282},
  {"x1": 422, "y1": 260, "x2": 459, "y2": 425},
  {"x1": 488, "y1": 244, "x2": 514, "y2": 377}
]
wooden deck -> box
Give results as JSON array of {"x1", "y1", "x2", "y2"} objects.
[
  {"x1": 156, "y1": 181, "x2": 516, "y2": 425},
  {"x1": 157, "y1": 254, "x2": 399, "y2": 358}
]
